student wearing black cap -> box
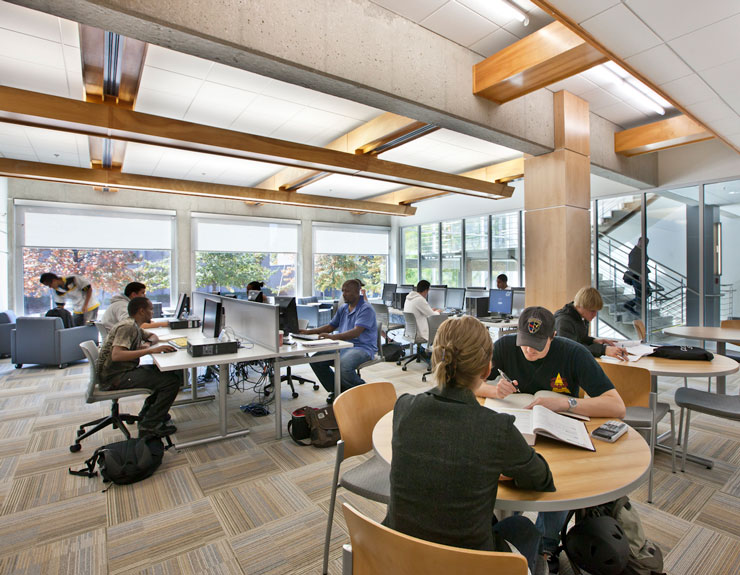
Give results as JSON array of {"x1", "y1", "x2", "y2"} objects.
[{"x1": 477, "y1": 306, "x2": 625, "y2": 573}]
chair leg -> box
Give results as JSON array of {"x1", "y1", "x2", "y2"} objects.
[
  {"x1": 669, "y1": 409, "x2": 676, "y2": 473},
  {"x1": 648, "y1": 421, "x2": 657, "y2": 504},
  {"x1": 707, "y1": 377, "x2": 712, "y2": 392},
  {"x1": 323, "y1": 449, "x2": 344, "y2": 575},
  {"x1": 681, "y1": 409, "x2": 691, "y2": 472},
  {"x1": 677, "y1": 407, "x2": 684, "y2": 446}
]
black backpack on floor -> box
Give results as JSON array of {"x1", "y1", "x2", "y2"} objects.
[{"x1": 69, "y1": 436, "x2": 169, "y2": 486}]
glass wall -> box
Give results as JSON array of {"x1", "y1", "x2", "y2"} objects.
[
  {"x1": 441, "y1": 220, "x2": 462, "y2": 287},
  {"x1": 402, "y1": 227, "x2": 419, "y2": 285},
  {"x1": 17, "y1": 202, "x2": 173, "y2": 315},
  {"x1": 420, "y1": 223, "x2": 440, "y2": 284},
  {"x1": 312, "y1": 224, "x2": 389, "y2": 299},
  {"x1": 491, "y1": 212, "x2": 521, "y2": 287},
  {"x1": 193, "y1": 215, "x2": 298, "y2": 296},
  {"x1": 465, "y1": 215, "x2": 489, "y2": 287}
]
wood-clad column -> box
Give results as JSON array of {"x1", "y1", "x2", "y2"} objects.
[{"x1": 524, "y1": 91, "x2": 591, "y2": 312}]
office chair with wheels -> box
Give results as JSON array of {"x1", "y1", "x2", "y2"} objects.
[
  {"x1": 70, "y1": 341, "x2": 154, "y2": 452},
  {"x1": 356, "y1": 321, "x2": 384, "y2": 377},
  {"x1": 399, "y1": 313, "x2": 428, "y2": 370},
  {"x1": 279, "y1": 319, "x2": 318, "y2": 398},
  {"x1": 322, "y1": 381, "x2": 396, "y2": 574},
  {"x1": 341, "y1": 503, "x2": 528, "y2": 575},
  {"x1": 421, "y1": 313, "x2": 450, "y2": 382},
  {"x1": 598, "y1": 362, "x2": 675, "y2": 503}
]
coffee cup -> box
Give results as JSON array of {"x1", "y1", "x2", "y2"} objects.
[{"x1": 278, "y1": 330, "x2": 284, "y2": 346}]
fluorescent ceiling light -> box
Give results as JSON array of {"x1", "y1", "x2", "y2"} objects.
[
  {"x1": 598, "y1": 63, "x2": 665, "y2": 116},
  {"x1": 497, "y1": 0, "x2": 529, "y2": 26}
]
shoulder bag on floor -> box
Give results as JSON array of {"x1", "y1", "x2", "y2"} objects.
[{"x1": 288, "y1": 405, "x2": 340, "y2": 448}]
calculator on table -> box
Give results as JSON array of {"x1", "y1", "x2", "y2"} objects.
[{"x1": 590, "y1": 420, "x2": 628, "y2": 442}]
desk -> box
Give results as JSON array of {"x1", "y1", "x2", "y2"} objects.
[
  {"x1": 152, "y1": 330, "x2": 352, "y2": 446},
  {"x1": 598, "y1": 354, "x2": 738, "y2": 468},
  {"x1": 372, "y1": 410, "x2": 651, "y2": 512},
  {"x1": 663, "y1": 326, "x2": 740, "y2": 394}
]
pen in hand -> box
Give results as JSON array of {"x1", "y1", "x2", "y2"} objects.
[{"x1": 499, "y1": 370, "x2": 519, "y2": 393}]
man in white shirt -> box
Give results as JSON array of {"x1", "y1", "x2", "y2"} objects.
[
  {"x1": 496, "y1": 274, "x2": 509, "y2": 290},
  {"x1": 403, "y1": 280, "x2": 441, "y2": 340}
]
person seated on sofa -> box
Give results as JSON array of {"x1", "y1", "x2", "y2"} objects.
[
  {"x1": 383, "y1": 315, "x2": 553, "y2": 575},
  {"x1": 102, "y1": 282, "x2": 169, "y2": 332}
]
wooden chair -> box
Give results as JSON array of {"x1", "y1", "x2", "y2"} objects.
[
  {"x1": 599, "y1": 362, "x2": 675, "y2": 503},
  {"x1": 341, "y1": 502, "x2": 527, "y2": 575},
  {"x1": 633, "y1": 319, "x2": 646, "y2": 341},
  {"x1": 322, "y1": 381, "x2": 397, "y2": 574}
]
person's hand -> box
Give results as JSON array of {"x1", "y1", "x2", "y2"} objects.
[
  {"x1": 151, "y1": 344, "x2": 176, "y2": 354},
  {"x1": 594, "y1": 337, "x2": 617, "y2": 346},
  {"x1": 496, "y1": 377, "x2": 519, "y2": 398},
  {"x1": 526, "y1": 395, "x2": 570, "y2": 412},
  {"x1": 140, "y1": 341, "x2": 152, "y2": 349},
  {"x1": 298, "y1": 329, "x2": 308, "y2": 334},
  {"x1": 318, "y1": 333, "x2": 335, "y2": 340},
  {"x1": 605, "y1": 346, "x2": 629, "y2": 361}
]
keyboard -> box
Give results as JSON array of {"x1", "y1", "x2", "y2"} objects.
[{"x1": 290, "y1": 333, "x2": 320, "y2": 341}]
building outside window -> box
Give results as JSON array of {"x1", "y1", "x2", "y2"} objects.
[
  {"x1": 193, "y1": 214, "x2": 298, "y2": 296},
  {"x1": 491, "y1": 212, "x2": 521, "y2": 286},
  {"x1": 420, "y1": 222, "x2": 440, "y2": 285},
  {"x1": 402, "y1": 226, "x2": 419, "y2": 285},
  {"x1": 465, "y1": 215, "x2": 488, "y2": 287},
  {"x1": 313, "y1": 224, "x2": 389, "y2": 299},
  {"x1": 441, "y1": 219, "x2": 462, "y2": 287}
]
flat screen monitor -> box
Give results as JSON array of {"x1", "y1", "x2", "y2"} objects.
[
  {"x1": 488, "y1": 289, "x2": 513, "y2": 315},
  {"x1": 275, "y1": 296, "x2": 299, "y2": 335},
  {"x1": 174, "y1": 293, "x2": 189, "y2": 319},
  {"x1": 511, "y1": 290, "x2": 526, "y2": 317},
  {"x1": 445, "y1": 288, "x2": 465, "y2": 310},
  {"x1": 427, "y1": 286, "x2": 446, "y2": 309},
  {"x1": 381, "y1": 283, "x2": 396, "y2": 306},
  {"x1": 247, "y1": 290, "x2": 264, "y2": 302},
  {"x1": 202, "y1": 298, "x2": 223, "y2": 338}
]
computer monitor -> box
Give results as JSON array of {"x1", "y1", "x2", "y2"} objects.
[
  {"x1": 174, "y1": 293, "x2": 189, "y2": 319},
  {"x1": 511, "y1": 290, "x2": 526, "y2": 317},
  {"x1": 488, "y1": 289, "x2": 513, "y2": 315},
  {"x1": 427, "y1": 286, "x2": 447, "y2": 309},
  {"x1": 395, "y1": 285, "x2": 413, "y2": 309},
  {"x1": 202, "y1": 298, "x2": 223, "y2": 338},
  {"x1": 275, "y1": 296, "x2": 299, "y2": 335},
  {"x1": 445, "y1": 288, "x2": 465, "y2": 311},
  {"x1": 247, "y1": 290, "x2": 264, "y2": 302},
  {"x1": 381, "y1": 283, "x2": 396, "y2": 306}
]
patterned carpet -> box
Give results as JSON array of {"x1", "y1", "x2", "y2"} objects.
[{"x1": 0, "y1": 355, "x2": 738, "y2": 575}]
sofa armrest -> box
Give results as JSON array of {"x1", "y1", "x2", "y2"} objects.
[
  {"x1": 0, "y1": 322, "x2": 15, "y2": 357},
  {"x1": 58, "y1": 325, "x2": 98, "y2": 364}
]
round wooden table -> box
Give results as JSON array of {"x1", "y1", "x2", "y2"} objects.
[
  {"x1": 663, "y1": 326, "x2": 740, "y2": 394},
  {"x1": 372, "y1": 410, "x2": 651, "y2": 512}
]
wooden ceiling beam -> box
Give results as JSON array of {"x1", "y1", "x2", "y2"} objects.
[
  {"x1": 371, "y1": 157, "x2": 524, "y2": 205},
  {"x1": 615, "y1": 115, "x2": 714, "y2": 157},
  {"x1": 257, "y1": 112, "x2": 438, "y2": 192},
  {"x1": 473, "y1": 21, "x2": 607, "y2": 104},
  {"x1": 0, "y1": 86, "x2": 509, "y2": 198},
  {"x1": 0, "y1": 157, "x2": 417, "y2": 216}
]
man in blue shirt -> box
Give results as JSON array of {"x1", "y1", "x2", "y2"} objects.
[{"x1": 300, "y1": 279, "x2": 378, "y2": 401}]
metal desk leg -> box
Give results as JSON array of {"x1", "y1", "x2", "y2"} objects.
[
  {"x1": 652, "y1": 374, "x2": 714, "y2": 469},
  {"x1": 716, "y1": 341, "x2": 727, "y2": 394},
  {"x1": 334, "y1": 350, "x2": 341, "y2": 399},
  {"x1": 173, "y1": 367, "x2": 216, "y2": 406},
  {"x1": 274, "y1": 357, "x2": 282, "y2": 440}
]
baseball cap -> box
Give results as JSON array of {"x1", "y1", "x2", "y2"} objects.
[{"x1": 516, "y1": 306, "x2": 555, "y2": 351}]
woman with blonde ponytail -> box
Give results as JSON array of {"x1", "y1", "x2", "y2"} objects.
[{"x1": 382, "y1": 316, "x2": 554, "y2": 575}]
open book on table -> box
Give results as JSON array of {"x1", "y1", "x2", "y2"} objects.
[
  {"x1": 483, "y1": 390, "x2": 590, "y2": 421},
  {"x1": 615, "y1": 340, "x2": 655, "y2": 361},
  {"x1": 483, "y1": 402, "x2": 595, "y2": 451}
]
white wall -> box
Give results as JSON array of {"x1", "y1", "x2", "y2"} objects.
[
  {"x1": 0, "y1": 178, "x2": 7, "y2": 310},
  {"x1": 6, "y1": 178, "x2": 391, "y2": 310},
  {"x1": 659, "y1": 140, "x2": 740, "y2": 188}
]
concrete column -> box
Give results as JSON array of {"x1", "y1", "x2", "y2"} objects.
[{"x1": 524, "y1": 91, "x2": 591, "y2": 312}]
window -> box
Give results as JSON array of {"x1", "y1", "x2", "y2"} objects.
[
  {"x1": 465, "y1": 215, "x2": 489, "y2": 288},
  {"x1": 313, "y1": 224, "x2": 389, "y2": 299},
  {"x1": 402, "y1": 227, "x2": 419, "y2": 285},
  {"x1": 193, "y1": 214, "x2": 298, "y2": 296},
  {"x1": 491, "y1": 212, "x2": 521, "y2": 286},
  {"x1": 441, "y1": 220, "x2": 462, "y2": 287},
  {"x1": 420, "y1": 223, "x2": 440, "y2": 284},
  {"x1": 16, "y1": 201, "x2": 174, "y2": 315}
]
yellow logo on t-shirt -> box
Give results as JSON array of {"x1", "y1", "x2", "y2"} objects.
[{"x1": 550, "y1": 373, "x2": 571, "y2": 394}]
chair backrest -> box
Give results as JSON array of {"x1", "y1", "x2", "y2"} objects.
[
  {"x1": 333, "y1": 381, "x2": 396, "y2": 459},
  {"x1": 342, "y1": 503, "x2": 527, "y2": 575},
  {"x1": 633, "y1": 319, "x2": 646, "y2": 341},
  {"x1": 402, "y1": 312, "x2": 420, "y2": 342},
  {"x1": 94, "y1": 321, "x2": 109, "y2": 341},
  {"x1": 598, "y1": 361, "x2": 651, "y2": 408},
  {"x1": 426, "y1": 313, "x2": 449, "y2": 347},
  {"x1": 79, "y1": 340, "x2": 101, "y2": 404},
  {"x1": 721, "y1": 319, "x2": 740, "y2": 346},
  {"x1": 371, "y1": 303, "x2": 390, "y2": 328},
  {"x1": 0, "y1": 310, "x2": 16, "y2": 324},
  {"x1": 298, "y1": 318, "x2": 309, "y2": 330}
]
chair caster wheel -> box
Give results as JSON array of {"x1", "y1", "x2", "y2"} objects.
[
  {"x1": 15, "y1": 364, "x2": 22, "y2": 369},
  {"x1": 422, "y1": 376, "x2": 427, "y2": 382},
  {"x1": 402, "y1": 366, "x2": 407, "y2": 371},
  {"x1": 313, "y1": 384, "x2": 320, "y2": 391},
  {"x1": 58, "y1": 364, "x2": 68, "y2": 369},
  {"x1": 70, "y1": 444, "x2": 82, "y2": 453},
  {"x1": 292, "y1": 392, "x2": 299, "y2": 398}
]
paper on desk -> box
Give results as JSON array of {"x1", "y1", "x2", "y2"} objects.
[
  {"x1": 613, "y1": 341, "x2": 655, "y2": 360},
  {"x1": 300, "y1": 339, "x2": 340, "y2": 347}
]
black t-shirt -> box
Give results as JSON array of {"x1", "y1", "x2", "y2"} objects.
[{"x1": 492, "y1": 335, "x2": 614, "y2": 398}]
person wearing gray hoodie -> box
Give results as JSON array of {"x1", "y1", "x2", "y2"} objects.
[{"x1": 102, "y1": 282, "x2": 168, "y2": 332}]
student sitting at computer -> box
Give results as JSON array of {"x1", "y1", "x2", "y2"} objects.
[
  {"x1": 300, "y1": 279, "x2": 377, "y2": 402},
  {"x1": 403, "y1": 280, "x2": 441, "y2": 341},
  {"x1": 97, "y1": 297, "x2": 182, "y2": 437},
  {"x1": 477, "y1": 306, "x2": 625, "y2": 573},
  {"x1": 383, "y1": 315, "x2": 553, "y2": 575},
  {"x1": 496, "y1": 273, "x2": 509, "y2": 290},
  {"x1": 102, "y1": 282, "x2": 169, "y2": 332},
  {"x1": 553, "y1": 286, "x2": 628, "y2": 361}
]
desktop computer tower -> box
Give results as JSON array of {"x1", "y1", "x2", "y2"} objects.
[{"x1": 466, "y1": 296, "x2": 488, "y2": 318}]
